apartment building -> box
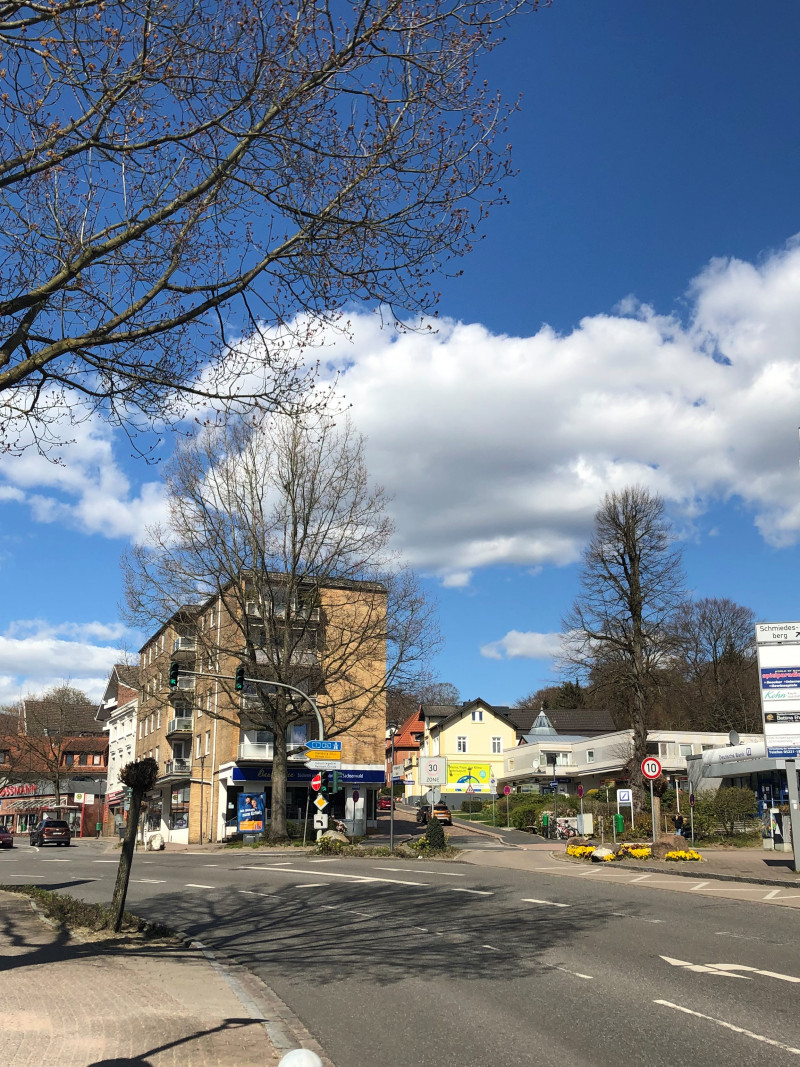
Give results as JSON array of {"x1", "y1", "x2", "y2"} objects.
[
  {"x1": 136, "y1": 575, "x2": 389, "y2": 843},
  {"x1": 95, "y1": 664, "x2": 139, "y2": 834}
]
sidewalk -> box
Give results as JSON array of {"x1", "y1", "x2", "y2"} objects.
[{"x1": 0, "y1": 889, "x2": 330, "y2": 1067}]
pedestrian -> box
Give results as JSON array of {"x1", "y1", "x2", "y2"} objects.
[
  {"x1": 673, "y1": 813, "x2": 685, "y2": 837},
  {"x1": 95, "y1": 820, "x2": 102, "y2": 839}
]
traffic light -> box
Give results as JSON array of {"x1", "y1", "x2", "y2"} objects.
[
  {"x1": 235, "y1": 665, "x2": 245, "y2": 691},
  {"x1": 319, "y1": 771, "x2": 329, "y2": 797},
  {"x1": 331, "y1": 770, "x2": 341, "y2": 792},
  {"x1": 168, "y1": 661, "x2": 180, "y2": 687}
]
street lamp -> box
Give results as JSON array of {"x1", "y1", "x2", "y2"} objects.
[{"x1": 388, "y1": 720, "x2": 399, "y2": 852}]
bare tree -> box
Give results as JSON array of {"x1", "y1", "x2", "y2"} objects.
[
  {"x1": 122, "y1": 409, "x2": 439, "y2": 838},
  {"x1": 562, "y1": 486, "x2": 685, "y2": 797},
  {"x1": 386, "y1": 675, "x2": 460, "y2": 723},
  {"x1": 0, "y1": 0, "x2": 541, "y2": 455},
  {"x1": 669, "y1": 597, "x2": 760, "y2": 733}
]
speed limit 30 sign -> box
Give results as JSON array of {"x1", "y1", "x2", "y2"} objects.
[{"x1": 641, "y1": 757, "x2": 662, "y2": 780}]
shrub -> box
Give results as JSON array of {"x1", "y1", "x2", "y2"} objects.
[
  {"x1": 424, "y1": 815, "x2": 447, "y2": 852},
  {"x1": 314, "y1": 836, "x2": 349, "y2": 855},
  {"x1": 509, "y1": 801, "x2": 544, "y2": 831},
  {"x1": 460, "y1": 799, "x2": 484, "y2": 813},
  {"x1": 712, "y1": 787, "x2": 758, "y2": 836}
]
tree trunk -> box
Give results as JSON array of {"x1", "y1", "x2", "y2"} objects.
[
  {"x1": 270, "y1": 722, "x2": 288, "y2": 841},
  {"x1": 108, "y1": 790, "x2": 142, "y2": 932},
  {"x1": 652, "y1": 793, "x2": 661, "y2": 843}
]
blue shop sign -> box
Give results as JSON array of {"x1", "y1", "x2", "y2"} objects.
[{"x1": 232, "y1": 764, "x2": 384, "y2": 784}]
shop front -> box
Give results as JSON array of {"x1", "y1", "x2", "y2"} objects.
[
  {"x1": 217, "y1": 762, "x2": 385, "y2": 839},
  {"x1": 0, "y1": 781, "x2": 105, "y2": 836}
]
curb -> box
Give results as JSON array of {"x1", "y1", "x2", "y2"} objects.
[{"x1": 552, "y1": 850, "x2": 800, "y2": 889}]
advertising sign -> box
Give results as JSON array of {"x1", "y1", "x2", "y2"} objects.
[
  {"x1": 237, "y1": 793, "x2": 265, "y2": 833},
  {"x1": 446, "y1": 762, "x2": 492, "y2": 792},
  {"x1": 756, "y1": 624, "x2": 800, "y2": 757},
  {"x1": 419, "y1": 757, "x2": 447, "y2": 787}
]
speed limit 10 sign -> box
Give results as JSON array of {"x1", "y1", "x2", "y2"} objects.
[{"x1": 641, "y1": 757, "x2": 662, "y2": 780}]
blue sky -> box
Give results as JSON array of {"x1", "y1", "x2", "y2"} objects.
[{"x1": 3, "y1": 0, "x2": 800, "y2": 707}]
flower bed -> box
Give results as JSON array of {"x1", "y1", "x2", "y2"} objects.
[
  {"x1": 566, "y1": 844, "x2": 596, "y2": 858},
  {"x1": 664, "y1": 848, "x2": 703, "y2": 861},
  {"x1": 617, "y1": 844, "x2": 652, "y2": 860}
]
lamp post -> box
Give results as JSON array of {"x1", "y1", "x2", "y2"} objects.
[{"x1": 388, "y1": 721, "x2": 399, "y2": 852}]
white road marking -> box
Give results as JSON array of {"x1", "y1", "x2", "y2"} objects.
[
  {"x1": 372, "y1": 867, "x2": 465, "y2": 877},
  {"x1": 660, "y1": 955, "x2": 750, "y2": 979},
  {"x1": 450, "y1": 887, "x2": 493, "y2": 896},
  {"x1": 262, "y1": 867, "x2": 430, "y2": 887},
  {"x1": 204, "y1": 863, "x2": 220, "y2": 867},
  {"x1": 482, "y1": 944, "x2": 499, "y2": 951},
  {"x1": 643, "y1": 918, "x2": 665, "y2": 923},
  {"x1": 522, "y1": 898, "x2": 571, "y2": 908},
  {"x1": 710, "y1": 963, "x2": 800, "y2": 984},
  {"x1": 630, "y1": 874, "x2": 652, "y2": 882},
  {"x1": 295, "y1": 883, "x2": 325, "y2": 888},
  {"x1": 654, "y1": 999, "x2": 800, "y2": 1055},
  {"x1": 185, "y1": 883, "x2": 216, "y2": 889},
  {"x1": 690, "y1": 881, "x2": 711, "y2": 891},
  {"x1": 131, "y1": 879, "x2": 166, "y2": 884},
  {"x1": 42, "y1": 859, "x2": 70, "y2": 863},
  {"x1": 764, "y1": 890, "x2": 781, "y2": 900},
  {"x1": 94, "y1": 860, "x2": 118, "y2": 863},
  {"x1": 556, "y1": 966, "x2": 594, "y2": 980}
]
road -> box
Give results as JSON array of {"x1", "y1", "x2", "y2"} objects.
[{"x1": 3, "y1": 837, "x2": 800, "y2": 1066}]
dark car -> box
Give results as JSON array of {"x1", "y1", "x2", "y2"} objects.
[
  {"x1": 431, "y1": 801, "x2": 452, "y2": 826},
  {"x1": 0, "y1": 825, "x2": 13, "y2": 849},
  {"x1": 30, "y1": 819, "x2": 71, "y2": 847}
]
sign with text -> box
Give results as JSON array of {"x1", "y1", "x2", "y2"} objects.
[
  {"x1": 419, "y1": 757, "x2": 447, "y2": 787},
  {"x1": 757, "y1": 623, "x2": 800, "y2": 757},
  {"x1": 446, "y1": 762, "x2": 492, "y2": 792},
  {"x1": 237, "y1": 793, "x2": 265, "y2": 834}
]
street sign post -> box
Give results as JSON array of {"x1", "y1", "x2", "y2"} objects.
[
  {"x1": 426, "y1": 786, "x2": 441, "y2": 805},
  {"x1": 311, "y1": 773, "x2": 322, "y2": 791},
  {"x1": 304, "y1": 759, "x2": 341, "y2": 770},
  {"x1": 503, "y1": 784, "x2": 511, "y2": 827},
  {"x1": 419, "y1": 757, "x2": 447, "y2": 788},
  {"x1": 641, "y1": 757, "x2": 662, "y2": 843},
  {"x1": 313, "y1": 795, "x2": 329, "y2": 812},
  {"x1": 304, "y1": 749, "x2": 341, "y2": 761},
  {"x1": 313, "y1": 813, "x2": 329, "y2": 830},
  {"x1": 616, "y1": 787, "x2": 634, "y2": 837},
  {"x1": 305, "y1": 740, "x2": 343, "y2": 751}
]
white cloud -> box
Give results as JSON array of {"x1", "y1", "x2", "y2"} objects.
[
  {"x1": 480, "y1": 630, "x2": 564, "y2": 661},
  {"x1": 0, "y1": 620, "x2": 136, "y2": 706},
  {"x1": 297, "y1": 236, "x2": 800, "y2": 581}
]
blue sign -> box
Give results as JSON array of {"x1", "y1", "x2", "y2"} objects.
[
  {"x1": 305, "y1": 740, "x2": 342, "y2": 751},
  {"x1": 237, "y1": 792, "x2": 265, "y2": 833},
  {"x1": 761, "y1": 667, "x2": 800, "y2": 691},
  {"x1": 231, "y1": 764, "x2": 384, "y2": 784},
  {"x1": 767, "y1": 742, "x2": 800, "y2": 758}
]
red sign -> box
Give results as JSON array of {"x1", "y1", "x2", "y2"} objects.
[
  {"x1": 0, "y1": 783, "x2": 36, "y2": 798},
  {"x1": 577, "y1": 784, "x2": 584, "y2": 798},
  {"x1": 352, "y1": 789, "x2": 360, "y2": 804},
  {"x1": 503, "y1": 785, "x2": 512, "y2": 796},
  {"x1": 311, "y1": 773, "x2": 322, "y2": 792},
  {"x1": 641, "y1": 757, "x2": 662, "y2": 780}
]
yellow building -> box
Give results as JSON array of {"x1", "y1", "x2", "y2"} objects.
[
  {"x1": 136, "y1": 575, "x2": 388, "y2": 843},
  {"x1": 401, "y1": 698, "x2": 519, "y2": 806}
]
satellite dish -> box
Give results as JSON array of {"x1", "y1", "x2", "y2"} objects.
[{"x1": 728, "y1": 730, "x2": 740, "y2": 747}]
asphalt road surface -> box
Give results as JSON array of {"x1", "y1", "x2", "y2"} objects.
[{"x1": 3, "y1": 839, "x2": 800, "y2": 1067}]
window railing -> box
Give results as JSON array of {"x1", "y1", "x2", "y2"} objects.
[
  {"x1": 163, "y1": 758, "x2": 191, "y2": 776},
  {"x1": 166, "y1": 716, "x2": 193, "y2": 734},
  {"x1": 172, "y1": 636, "x2": 197, "y2": 652},
  {"x1": 238, "y1": 741, "x2": 274, "y2": 760}
]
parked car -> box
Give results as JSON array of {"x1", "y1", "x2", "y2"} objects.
[
  {"x1": 0, "y1": 825, "x2": 13, "y2": 849},
  {"x1": 431, "y1": 801, "x2": 452, "y2": 826},
  {"x1": 378, "y1": 795, "x2": 394, "y2": 811},
  {"x1": 29, "y1": 819, "x2": 71, "y2": 847}
]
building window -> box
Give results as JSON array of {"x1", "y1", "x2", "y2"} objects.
[
  {"x1": 491, "y1": 736, "x2": 502, "y2": 754},
  {"x1": 79, "y1": 752, "x2": 88, "y2": 766},
  {"x1": 156, "y1": 709, "x2": 161, "y2": 730},
  {"x1": 471, "y1": 710, "x2": 483, "y2": 722},
  {"x1": 679, "y1": 744, "x2": 693, "y2": 757},
  {"x1": 508, "y1": 759, "x2": 514, "y2": 770},
  {"x1": 65, "y1": 753, "x2": 75, "y2": 766},
  {"x1": 205, "y1": 730, "x2": 211, "y2": 755},
  {"x1": 195, "y1": 735, "x2": 201, "y2": 758},
  {"x1": 0, "y1": 751, "x2": 7, "y2": 764},
  {"x1": 457, "y1": 736, "x2": 467, "y2": 753},
  {"x1": 586, "y1": 750, "x2": 594, "y2": 763},
  {"x1": 155, "y1": 746, "x2": 159, "y2": 765}
]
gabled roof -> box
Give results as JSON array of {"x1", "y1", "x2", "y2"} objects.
[
  {"x1": 96, "y1": 663, "x2": 140, "y2": 723},
  {"x1": 23, "y1": 699, "x2": 103, "y2": 737},
  {"x1": 507, "y1": 707, "x2": 616, "y2": 738},
  {"x1": 426, "y1": 698, "x2": 517, "y2": 733},
  {"x1": 387, "y1": 707, "x2": 425, "y2": 753}
]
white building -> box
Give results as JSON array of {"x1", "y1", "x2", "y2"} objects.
[{"x1": 95, "y1": 663, "x2": 139, "y2": 833}]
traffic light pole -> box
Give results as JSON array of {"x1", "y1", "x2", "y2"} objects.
[{"x1": 169, "y1": 665, "x2": 325, "y2": 741}]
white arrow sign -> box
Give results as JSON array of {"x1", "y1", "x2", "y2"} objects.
[{"x1": 661, "y1": 956, "x2": 800, "y2": 984}]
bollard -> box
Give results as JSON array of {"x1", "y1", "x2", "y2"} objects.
[{"x1": 279, "y1": 1051, "x2": 324, "y2": 1067}]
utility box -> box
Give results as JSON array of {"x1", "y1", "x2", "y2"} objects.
[{"x1": 577, "y1": 813, "x2": 594, "y2": 836}]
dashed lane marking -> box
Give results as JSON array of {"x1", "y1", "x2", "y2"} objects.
[
  {"x1": 252, "y1": 867, "x2": 430, "y2": 887},
  {"x1": 522, "y1": 898, "x2": 571, "y2": 908},
  {"x1": 372, "y1": 867, "x2": 465, "y2": 877},
  {"x1": 295, "y1": 884, "x2": 326, "y2": 888},
  {"x1": 131, "y1": 879, "x2": 166, "y2": 884},
  {"x1": 654, "y1": 1000, "x2": 800, "y2": 1055},
  {"x1": 450, "y1": 887, "x2": 493, "y2": 896},
  {"x1": 557, "y1": 966, "x2": 594, "y2": 980},
  {"x1": 185, "y1": 883, "x2": 216, "y2": 889}
]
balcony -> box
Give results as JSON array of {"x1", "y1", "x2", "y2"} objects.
[
  {"x1": 166, "y1": 716, "x2": 193, "y2": 738},
  {"x1": 168, "y1": 676, "x2": 195, "y2": 694},
  {"x1": 162, "y1": 758, "x2": 191, "y2": 779},
  {"x1": 238, "y1": 741, "x2": 274, "y2": 761}
]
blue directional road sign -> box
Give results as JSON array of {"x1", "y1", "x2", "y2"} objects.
[{"x1": 305, "y1": 740, "x2": 342, "y2": 751}]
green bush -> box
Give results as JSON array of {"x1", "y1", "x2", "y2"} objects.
[
  {"x1": 460, "y1": 799, "x2": 484, "y2": 813},
  {"x1": 424, "y1": 815, "x2": 447, "y2": 852},
  {"x1": 509, "y1": 802, "x2": 544, "y2": 831}
]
